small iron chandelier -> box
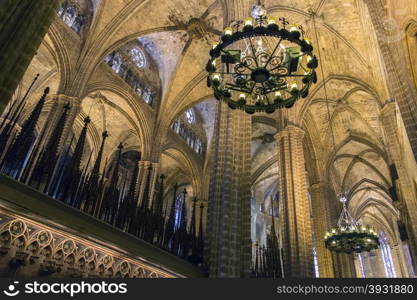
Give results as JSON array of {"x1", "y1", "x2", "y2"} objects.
[
  {"x1": 325, "y1": 195, "x2": 379, "y2": 254},
  {"x1": 206, "y1": 1, "x2": 318, "y2": 114}
]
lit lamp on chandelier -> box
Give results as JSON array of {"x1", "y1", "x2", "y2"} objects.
[
  {"x1": 206, "y1": 1, "x2": 318, "y2": 114},
  {"x1": 325, "y1": 195, "x2": 379, "y2": 254}
]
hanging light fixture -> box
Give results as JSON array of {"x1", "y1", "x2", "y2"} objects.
[
  {"x1": 303, "y1": 13, "x2": 379, "y2": 255},
  {"x1": 206, "y1": 1, "x2": 318, "y2": 114},
  {"x1": 324, "y1": 195, "x2": 379, "y2": 254}
]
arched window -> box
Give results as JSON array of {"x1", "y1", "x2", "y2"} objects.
[
  {"x1": 135, "y1": 83, "x2": 143, "y2": 97},
  {"x1": 72, "y1": 15, "x2": 83, "y2": 33},
  {"x1": 118, "y1": 63, "x2": 128, "y2": 78},
  {"x1": 379, "y1": 232, "x2": 396, "y2": 278},
  {"x1": 170, "y1": 116, "x2": 204, "y2": 155},
  {"x1": 104, "y1": 50, "x2": 156, "y2": 108},
  {"x1": 313, "y1": 247, "x2": 320, "y2": 278},
  {"x1": 172, "y1": 120, "x2": 180, "y2": 133},
  {"x1": 185, "y1": 109, "x2": 195, "y2": 124},
  {"x1": 57, "y1": 1, "x2": 84, "y2": 34},
  {"x1": 174, "y1": 193, "x2": 184, "y2": 230},
  {"x1": 111, "y1": 53, "x2": 122, "y2": 74},
  {"x1": 63, "y1": 6, "x2": 77, "y2": 26},
  {"x1": 195, "y1": 139, "x2": 201, "y2": 153},
  {"x1": 143, "y1": 88, "x2": 153, "y2": 104},
  {"x1": 131, "y1": 48, "x2": 146, "y2": 69}
]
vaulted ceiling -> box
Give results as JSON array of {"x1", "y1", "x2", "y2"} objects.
[{"x1": 15, "y1": 0, "x2": 417, "y2": 232}]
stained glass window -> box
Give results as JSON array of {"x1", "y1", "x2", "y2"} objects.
[
  {"x1": 63, "y1": 6, "x2": 77, "y2": 26},
  {"x1": 111, "y1": 53, "x2": 122, "y2": 74},
  {"x1": 72, "y1": 15, "x2": 83, "y2": 33},
  {"x1": 174, "y1": 193, "x2": 184, "y2": 230},
  {"x1": 104, "y1": 50, "x2": 155, "y2": 107},
  {"x1": 357, "y1": 253, "x2": 366, "y2": 277},
  {"x1": 171, "y1": 114, "x2": 204, "y2": 154},
  {"x1": 57, "y1": 1, "x2": 84, "y2": 34},
  {"x1": 185, "y1": 109, "x2": 195, "y2": 124},
  {"x1": 402, "y1": 244, "x2": 416, "y2": 277},
  {"x1": 131, "y1": 48, "x2": 146, "y2": 69},
  {"x1": 195, "y1": 139, "x2": 202, "y2": 153},
  {"x1": 379, "y1": 231, "x2": 396, "y2": 278},
  {"x1": 313, "y1": 247, "x2": 320, "y2": 278},
  {"x1": 143, "y1": 88, "x2": 152, "y2": 104}
]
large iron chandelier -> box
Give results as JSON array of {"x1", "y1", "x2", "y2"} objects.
[
  {"x1": 206, "y1": 2, "x2": 318, "y2": 114},
  {"x1": 325, "y1": 195, "x2": 379, "y2": 254}
]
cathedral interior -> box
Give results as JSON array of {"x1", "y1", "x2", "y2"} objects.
[{"x1": 0, "y1": 0, "x2": 417, "y2": 278}]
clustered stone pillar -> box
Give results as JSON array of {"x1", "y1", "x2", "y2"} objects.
[
  {"x1": 310, "y1": 183, "x2": 335, "y2": 277},
  {"x1": 206, "y1": 102, "x2": 252, "y2": 278},
  {"x1": 363, "y1": 0, "x2": 417, "y2": 162},
  {"x1": 381, "y1": 102, "x2": 417, "y2": 272},
  {"x1": 0, "y1": 0, "x2": 63, "y2": 113},
  {"x1": 276, "y1": 125, "x2": 314, "y2": 277}
]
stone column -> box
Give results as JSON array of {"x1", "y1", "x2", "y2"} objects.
[
  {"x1": 276, "y1": 125, "x2": 314, "y2": 277},
  {"x1": 389, "y1": 216, "x2": 410, "y2": 277},
  {"x1": 364, "y1": 0, "x2": 417, "y2": 161},
  {"x1": 0, "y1": 0, "x2": 63, "y2": 113},
  {"x1": 391, "y1": 244, "x2": 407, "y2": 277},
  {"x1": 380, "y1": 102, "x2": 417, "y2": 271},
  {"x1": 338, "y1": 254, "x2": 358, "y2": 278},
  {"x1": 354, "y1": 254, "x2": 365, "y2": 278},
  {"x1": 310, "y1": 183, "x2": 335, "y2": 277},
  {"x1": 206, "y1": 102, "x2": 252, "y2": 278}
]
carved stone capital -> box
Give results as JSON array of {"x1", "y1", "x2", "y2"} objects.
[{"x1": 275, "y1": 125, "x2": 305, "y2": 141}]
